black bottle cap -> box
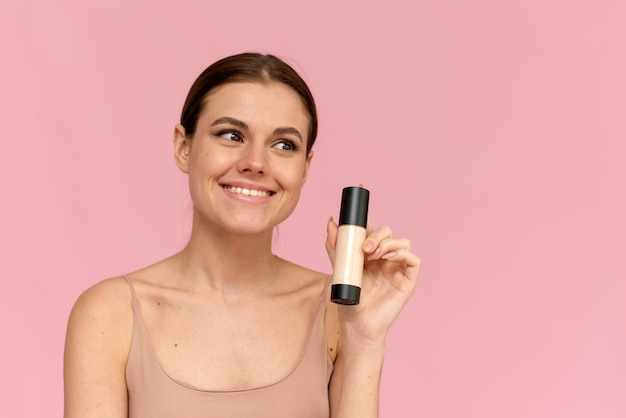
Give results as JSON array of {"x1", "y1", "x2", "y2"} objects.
[
  {"x1": 331, "y1": 284, "x2": 361, "y2": 305},
  {"x1": 338, "y1": 186, "x2": 369, "y2": 227}
]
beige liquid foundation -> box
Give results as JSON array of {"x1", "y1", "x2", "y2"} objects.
[{"x1": 331, "y1": 186, "x2": 370, "y2": 305}]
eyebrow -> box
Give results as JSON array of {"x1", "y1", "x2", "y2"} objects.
[
  {"x1": 274, "y1": 127, "x2": 303, "y2": 143},
  {"x1": 211, "y1": 116, "x2": 303, "y2": 143},
  {"x1": 211, "y1": 117, "x2": 248, "y2": 130}
]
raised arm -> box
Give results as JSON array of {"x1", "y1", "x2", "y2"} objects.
[
  {"x1": 326, "y1": 218, "x2": 421, "y2": 417},
  {"x1": 64, "y1": 278, "x2": 133, "y2": 418}
]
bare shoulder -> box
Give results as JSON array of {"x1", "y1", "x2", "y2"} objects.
[
  {"x1": 279, "y1": 260, "x2": 342, "y2": 361},
  {"x1": 275, "y1": 259, "x2": 341, "y2": 359},
  {"x1": 65, "y1": 276, "x2": 134, "y2": 369},
  {"x1": 64, "y1": 277, "x2": 134, "y2": 417},
  {"x1": 275, "y1": 256, "x2": 328, "y2": 294},
  {"x1": 67, "y1": 276, "x2": 134, "y2": 335},
  {"x1": 65, "y1": 276, "x2": 135, "y2": 371}
]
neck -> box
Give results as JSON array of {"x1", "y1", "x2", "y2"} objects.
[{"x1": 174, "y1": 214, "x2": 280, "y2": 296}]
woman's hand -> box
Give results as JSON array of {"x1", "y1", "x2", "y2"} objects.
[{"x1": 326, "y1": 217, "x2": 421, "y2": 345}]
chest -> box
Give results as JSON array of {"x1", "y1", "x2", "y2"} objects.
[{"x1": 140, "y1": 295, "x2": 317, "y2": 391}]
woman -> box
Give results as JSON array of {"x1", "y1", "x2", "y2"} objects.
[{"x1": 64, "y1": 52, "x2": 421, "y2": 417}]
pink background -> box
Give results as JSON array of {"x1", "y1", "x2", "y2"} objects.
[{"x1": 1, "y1": 0, "x2": 624, "y2": 416}]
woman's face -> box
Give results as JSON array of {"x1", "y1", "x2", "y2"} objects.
[{"x1": 174, "y1": 81, "x2": 313, "y2": 235}]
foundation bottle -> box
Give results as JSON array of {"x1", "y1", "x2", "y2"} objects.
[{"x1": 331, "y1": 186, "x2": 370, "y2": 305}]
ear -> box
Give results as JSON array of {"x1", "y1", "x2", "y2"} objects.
[
  {"x1": 173, "y1": 124, "x2": 191, "y2": 173},
  {"x1": 302, "y1": 150, "x2": 314, "y2": 184}
]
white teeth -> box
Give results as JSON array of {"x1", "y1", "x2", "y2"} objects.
[{"x1": 223, "y1": 185, "x2": 271, "y2": 197}]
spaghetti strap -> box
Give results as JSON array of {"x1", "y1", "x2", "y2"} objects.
[
  {"x1": 317, "y1": 275, "x2": 332, "y2": 306},
  {"x1": 122, "y1": 275, "x2": 137, "y2": 299}
]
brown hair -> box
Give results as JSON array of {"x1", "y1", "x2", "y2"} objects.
[{"x1": 180, "y1": 52, "x2": 318, "y2": 155}]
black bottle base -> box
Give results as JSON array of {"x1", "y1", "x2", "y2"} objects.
[{"x1": 331, "y1": 284, "x2": 361, "y2": 305}]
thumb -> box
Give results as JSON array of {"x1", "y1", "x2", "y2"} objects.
[{"x1": 325, "y1": 216, "x2": 338, "y2": 264}]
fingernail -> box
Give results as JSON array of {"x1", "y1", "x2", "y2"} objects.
[
  {"x1": 367, "y1": 247, "x2": 381, "y2": 261},
  {"x1": 382, "y1": 251, "x2": 397, "y2": 259},
  {"x1": 364, "y1": 241, "x2": 374, "y2": 252}
]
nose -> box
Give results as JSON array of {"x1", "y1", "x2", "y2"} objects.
[{"x1": 236, "y1": 142, "x2": 267, "y2": 175}]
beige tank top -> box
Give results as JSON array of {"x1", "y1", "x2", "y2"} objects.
[{"x1": 124, "y1": 276, "x2": 334, "y2": 418}]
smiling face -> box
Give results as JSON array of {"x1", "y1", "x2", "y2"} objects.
[{"x1": 174, "y1": 81, "x2": 313, "y2": 236}]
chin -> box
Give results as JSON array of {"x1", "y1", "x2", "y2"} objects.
[{"x1": 218, "y1": 217, "x2": 278, "y2": 236}]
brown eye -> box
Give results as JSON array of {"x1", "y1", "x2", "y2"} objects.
[
  {"x1": 219, "y1": 130, "x2": 243, "y2": 142},
  {"x1": 273, "y1": 140, "x2": 298, "y2": 151}
]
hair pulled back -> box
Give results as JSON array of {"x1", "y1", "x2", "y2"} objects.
[{"x1": 180, "y1": 52, "x2": 318, "y2": 155}]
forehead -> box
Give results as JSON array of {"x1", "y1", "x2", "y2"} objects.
[{"x1": 202, "y1": 81, "x2": 309, "y2": 124}]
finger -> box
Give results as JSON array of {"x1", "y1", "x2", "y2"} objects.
[
  {"x1": 363, "y1": 225, "x2": 393, "y2": 255},
  {"x1": 367, "y1": 237, "x2": 411, "y2": 261},
  {"x1": 325, "y1": 216, "x2": 338, "y2": 263},
  {"x1": 380, "y1": 249, "x2": 422, "y2": 279}
]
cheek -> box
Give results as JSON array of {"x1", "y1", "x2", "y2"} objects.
[
  {"x1": 187, "y1": 154, "x2": 220, "y2": 192},
  {"x1": 190, "y1": 148, "x2": 232, "y2": 174},
  {"x1": 275, "y1": 160, "x2": 308, "y2": 187}
]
